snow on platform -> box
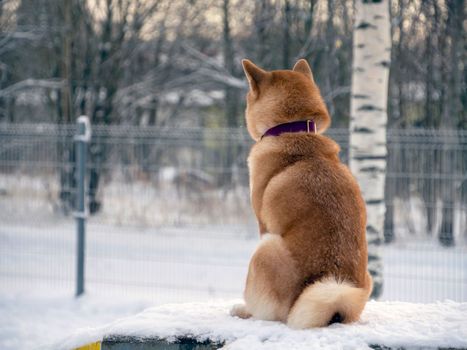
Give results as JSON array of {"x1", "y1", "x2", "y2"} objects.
[{"x1": 58, "y1": 300, "x2": 467, "y2": 350}]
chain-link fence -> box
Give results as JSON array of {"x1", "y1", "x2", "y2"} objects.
[{"x1": 0, "y1": 123, "x2": 466, "y2": 302}]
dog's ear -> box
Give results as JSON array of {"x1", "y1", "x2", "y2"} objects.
[
  {"x1": 242, "y1": 59, "x2": 267, "y2": 96},
  {"x1": 292, "y1": 59, "x2": 314, "y2": 82}
]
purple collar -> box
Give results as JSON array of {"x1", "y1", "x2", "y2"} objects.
[{"x1": 261, "y1": 120, "x2": 317, "y2": 139}]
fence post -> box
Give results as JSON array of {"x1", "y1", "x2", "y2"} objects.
[{"x1": 74, "y1": 116, "x2": 91, "y2": 297}]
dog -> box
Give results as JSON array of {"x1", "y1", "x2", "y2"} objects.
[{"x1": 230, "y1": 59, "x2": 372, "y2": 329}]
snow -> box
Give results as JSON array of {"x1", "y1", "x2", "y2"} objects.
[
  {"x1": 1, "y1": 221, "x2": 465, "y2": 303},
  {"x1": 1, "y1": 181, "x2": 466, "y2": 349},
  {"x1": 0, "y1": 293, "x2": 152, "y2": 350},
  {"x1": 2, "y1": 293, "x2": 466, "y2": 350},
  {"x1": 54, "y1": 299, "x2": 467, "y2": 350},
  {"x1": 1, "y1": 220, "x2": 466, "y2": 349}
]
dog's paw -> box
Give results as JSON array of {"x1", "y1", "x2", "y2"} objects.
[{"x1": 230, "y1": 303, "x2": 252, "y2": 319}]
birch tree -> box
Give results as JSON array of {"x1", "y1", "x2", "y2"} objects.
[{"x1": 349, "y1": 0, "x2": 391, "y2": 298}]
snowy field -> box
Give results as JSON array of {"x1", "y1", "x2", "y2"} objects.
[
  {"x1": 0, "y1": 170, "x2": 465, "y2": 348},
  {"x1": 1, "y1": 221, "x2": 466, "y2": 302},
  {"x1": 1, "y1": 220, "x2": 466, "y2": 349}
]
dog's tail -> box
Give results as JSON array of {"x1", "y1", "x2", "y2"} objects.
[{"x1": 287, "y1": 274, "x2": 372, "y2": 329}]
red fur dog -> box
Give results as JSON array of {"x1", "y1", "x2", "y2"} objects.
[{"x1": 230, "y1": 59, "x2": 372, "y2": 328}]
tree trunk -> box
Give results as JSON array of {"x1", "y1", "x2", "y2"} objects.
[
  {"x1": 222, "y1": 0, "x2": 239, "y2": 188},
  {"x1": 447, "y1": 0, "x2": 464, "y2": 128},
  {"x1": 62, "y1": 0, "x2": 72, "y2": 124},
  {"x1": 349, "y1": 0, "x2": 391, "y2": 299},
  {"x1": 383, "y1": 0, "x2": 397, "y2": 240},
  {"x1": 323, "y1": 1, "x2": 336, "y2": 116},
  {"x1": 383, "y1": 139, "x2": 395, "y2": 243},
  {"x1": 282, "y1": 0, "x2": 291, "y2": 68},
  {"x1": 254, "y1": 0, "x2": 269, "y2": 65},
  {"x1": 223, "y1": 0, "x2": 236, "y2": 128},
  {"x1": 58, "y1": 0, "x2": 75, "y2": 214},
  {"x1": 396, "y1": 0, "x2": 405, "y2": 126},
  {"x1": 419, "y1": 1, "x2": 436, "y2": 235},
  {"x1": 301, "y1": 0, "x2": 317, "y2": 54},
  {"x1": 86, "y1": 0, "x2": 117, "y2": 215},
  {"x1": 439, "y1": 0, "x2": 464, "y2": 246}
]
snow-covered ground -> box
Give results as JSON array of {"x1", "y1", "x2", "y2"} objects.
[
  {"x1": 1, "y1": 221, "x2": 466, "y2": 349},
  {"x1": 58, "y1": 299, "x2": 467, "y2": 350},
  {"x1": 0, "y1": 293, "x2": 153, "y2": 350},
  {"x1": 0, "y1": 171, "x2": 466, "y2": 349},
  {"x1": 1, "y1": 221, "x2": 466, "y2": 302},
  {"x1": 3, "y1": 295, "x2": 467, "y2": 350}
]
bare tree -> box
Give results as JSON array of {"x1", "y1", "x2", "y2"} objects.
[
  {"x1": 349, "y1": 0, "x2": 391, "y2": 298},
  {"x1": 2, "y1": 0, "x2": 465, "y2": 230}
]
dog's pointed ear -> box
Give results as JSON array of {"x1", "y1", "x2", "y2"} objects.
[
  {"x1": 242, "y1": 59, "x2": 267, "y2": 96},
  {"x1": 293, "y1": 59, "x2": 314, "y2": 82}
]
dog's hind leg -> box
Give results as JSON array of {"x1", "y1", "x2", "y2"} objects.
[{"x1": 231, "y1": 233, "x2": 301, "y2": 322}]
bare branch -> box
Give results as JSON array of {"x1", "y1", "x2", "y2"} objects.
[{"x1": 0, "y1": 79, "x2": 65, "y2": 97}]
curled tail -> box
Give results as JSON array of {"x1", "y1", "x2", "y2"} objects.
[{"x1": 287, "y1": 275, "x2": 372, "y2": 329}]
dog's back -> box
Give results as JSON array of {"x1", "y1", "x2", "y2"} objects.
[{"x1": 231, "y1": 59, "x2": 372, "y2": 328}]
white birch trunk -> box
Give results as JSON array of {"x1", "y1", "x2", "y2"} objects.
[{"x1": 349, "y1": 0, "x2": 391, "y2": 298}]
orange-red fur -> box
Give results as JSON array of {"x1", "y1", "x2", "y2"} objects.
[{"x1": 230, "y1": 59, "x2": 372, "y2": 328}]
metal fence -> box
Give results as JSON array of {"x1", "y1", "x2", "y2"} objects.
[{"x1": 0, "y1": 123, "x2": 466, "y2": 302}]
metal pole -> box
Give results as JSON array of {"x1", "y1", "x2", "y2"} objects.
[{"x1": 74, "y1": 116, "x2": 91, "y2": 297}]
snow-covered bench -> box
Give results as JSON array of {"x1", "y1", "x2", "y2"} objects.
[{"x1": 61, "y1": 300, "x2": 467, "y2": 349}]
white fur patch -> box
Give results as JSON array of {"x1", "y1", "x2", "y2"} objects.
[
  {"x1": 247, "y1": 296, "x2": 282, "y2": 321},
  {"x1": 244, "y1": 233, "x2": 292, "y2": 322},
  {"x1": 287, "y1": 277, "x2": 369, "y2": 329}
]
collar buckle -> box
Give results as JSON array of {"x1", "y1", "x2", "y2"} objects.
[{"x1": 307, "y1": 119, "x2": 317, "y2": 133}]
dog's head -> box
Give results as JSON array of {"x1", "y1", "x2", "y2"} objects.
[{"x1": 242, "y1": 59, "x2": 330, "y2": 141}]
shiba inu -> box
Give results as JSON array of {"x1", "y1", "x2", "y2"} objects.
[{"x1": 230, "y1": 59, "x2": 372, "y2": 328}]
